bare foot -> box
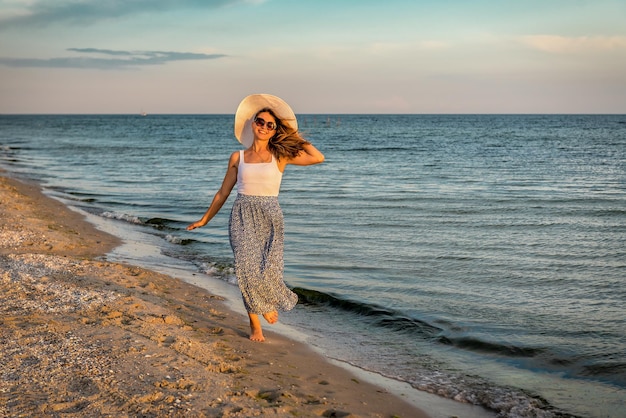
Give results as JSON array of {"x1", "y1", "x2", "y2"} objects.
[
  {"x1": 263, "y1": 310, "x2": 278, "y2": 324},
  {"x1": 248, "y1": 313, "x2": 265, "y2": 342},
  {"x1": 249, "y1": 329, "x2": 265, "y2": 342}
]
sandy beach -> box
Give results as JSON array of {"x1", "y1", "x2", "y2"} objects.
[{"x1": 0, "y1": 173, "x2": 431, "y2": 418}]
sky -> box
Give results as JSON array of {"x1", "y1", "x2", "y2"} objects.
[{"x1": 0, "y1": 0, "x2": 625, "y2": 114}]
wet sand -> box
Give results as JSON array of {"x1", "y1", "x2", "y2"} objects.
[{"x1": 0, "y1": 173, "x2": 431, "y2": 417}]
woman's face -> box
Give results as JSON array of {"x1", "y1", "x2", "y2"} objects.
[{"x1": 252, "y1": 111, "x2": 277, "y2": 141}]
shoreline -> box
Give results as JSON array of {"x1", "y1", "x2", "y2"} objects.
[{"x1": 0, "y1": 173, "x2": 433, "y2": 417}]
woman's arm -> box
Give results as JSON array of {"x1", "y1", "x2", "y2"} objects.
[
  {"x1": 186, "y1": 151, "x2": 239, "y2": 230},
  {"x1": 283, "y1": 143, "x2": 325, "y2": 168}
]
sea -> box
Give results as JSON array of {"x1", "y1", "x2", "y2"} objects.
[{"x1": 1, "y1": 114, "x2": 625, "y2": 418}]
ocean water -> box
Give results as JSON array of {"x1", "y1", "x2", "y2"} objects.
[{"x1": 1, "y1": 114, "x2": 625, "y2": 418}]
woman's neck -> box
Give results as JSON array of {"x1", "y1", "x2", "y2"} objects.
[{"x1": 247, "y1": 142, "x2": 272, "y2": 163}]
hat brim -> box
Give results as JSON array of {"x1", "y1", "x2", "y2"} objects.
[{"x1": 234, "y1": 94, "x2": 298, "y2": 148}]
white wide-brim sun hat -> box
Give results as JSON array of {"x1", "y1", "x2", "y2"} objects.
[{"x1": 234, "y1": 94, "x2": 298, "y2": 148}]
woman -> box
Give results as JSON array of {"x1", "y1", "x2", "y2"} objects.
[{"x1": 187, "y1": 94, "x2": 324, "y2": 342}]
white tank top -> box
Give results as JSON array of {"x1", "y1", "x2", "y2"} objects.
[{"x1": 236, "y1": 150, "x2": 283, "y2": 196}]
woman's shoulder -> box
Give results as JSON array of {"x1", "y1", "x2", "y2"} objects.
[{"x1": 228, "y1": 150, "x2": 241, "y2": 166}]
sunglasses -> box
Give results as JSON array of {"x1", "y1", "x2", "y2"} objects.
[{"x1": 254, "y1": 117, "x2": 277, "y2": 131}]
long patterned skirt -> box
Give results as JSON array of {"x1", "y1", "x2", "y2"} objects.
[{"x1": 229, "y1": 194, "x2": 298, "y2": 315}]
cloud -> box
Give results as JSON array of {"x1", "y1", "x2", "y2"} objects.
[
  {"x1": 0, "y1": 47, "x2": 227, "y2": 69},
  {"x1": 0, "y1": 0, "x2": 243, "y2": 28},
  {"x1": 520, "y1": 35, "x2": 626, "y2": 54}
]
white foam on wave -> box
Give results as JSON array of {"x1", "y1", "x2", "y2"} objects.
[
  {"x1": 101, "y1": 211, "x2": 142, "y2": 224},
  {"x1": 198, "y1": 261, "x2": 237, "y2": 285},
  {"x1": 165, "y1": 234, "x2": 184, "y2": 244}
]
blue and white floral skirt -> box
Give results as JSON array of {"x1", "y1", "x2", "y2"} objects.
[{"x1": 229, "y1": 194, "x2": 298, "y2": 315}]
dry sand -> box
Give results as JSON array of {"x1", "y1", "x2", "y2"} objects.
[{"x1": 0, "y1": 173, "x2": 432, "y2": 418}]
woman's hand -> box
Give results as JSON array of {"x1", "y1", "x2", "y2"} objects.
[{"x1": 186, "y1": 221, "x2": 204, "y2": 231}]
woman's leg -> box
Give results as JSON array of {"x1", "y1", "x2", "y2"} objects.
[
  {"x1": 248, "y1": 311, "x2": 278, "y2": 342},
  {"x1": 248, "y1": 313, "x2": 264, "y2": 342},
  {"x1": 247, "y1": 311, "x2": 279, "y2": 342},
  {"x1": 263, "y1": 311, "x2": 278, "y2": 324}
]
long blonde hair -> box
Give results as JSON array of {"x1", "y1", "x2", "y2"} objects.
[{"x1": 257, "y1": 108, "x2": 309, "y2": 161}]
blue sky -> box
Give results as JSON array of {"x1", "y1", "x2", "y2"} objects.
[{"x1": 1, "y1": 0, "x2": 625, "y2": 114}]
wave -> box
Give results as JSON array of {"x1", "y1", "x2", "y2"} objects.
[
  {"x1": 50, "y1": 189, "x2": 100, "y2": 203},
  {"x1": 164, "y1": 234, "x2": 194, "y2": 246},
  {"x1": 293, "y1": 287, "x2": 442, "y2": 337},
  {"x1": 299, "y1": 286, "x2": 626, "y2": 389},
  {"x1": 101, "y1": 211, "x2": 144, "y2": 225},
  {"x1": 197, "y1": 261, "x2": 236, "y2": 285},
  {"x1": 145, "y1": 217, "x2": 179, "y2": 231},
  {"x1": 436, "y1": 335, "x2": 544, "y2": 357},
  {"x1": 99, "y1": 211, "x2": 182, "y2": 231},
  {"x1": 580, "y1": 362, "x2": 626, "y2": 386},
  {"x1": 294, "y1": 286, "x2": 547, "y2": 360}
]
